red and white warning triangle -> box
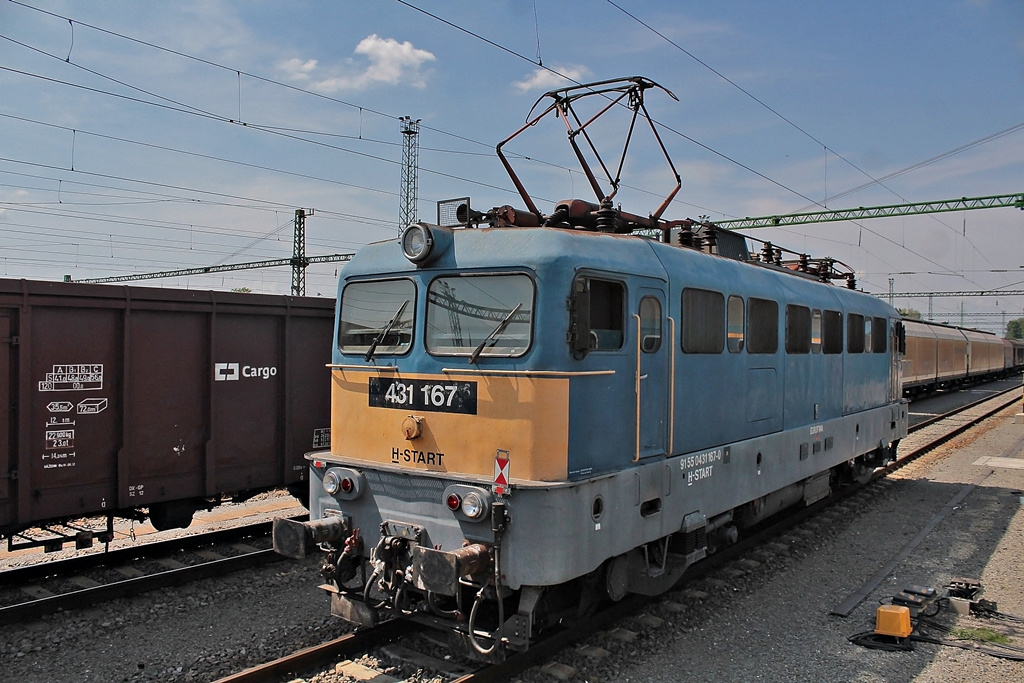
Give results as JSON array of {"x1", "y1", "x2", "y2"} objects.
[{"x1": 493, "y1": 451, "x2": 511, "y2": 494}]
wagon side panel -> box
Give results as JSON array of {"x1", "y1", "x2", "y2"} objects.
[
  {"x1": 210, "y1": 313, "x2": 282, "y2": 493},
  {"x1": 123, "y1": 309, "x2": 207, "y2": 506},
  {"x1": 28, "y1": 305, "x2": 122, "y2": 523}
]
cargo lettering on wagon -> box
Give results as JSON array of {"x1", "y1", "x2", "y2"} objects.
[
  {"x1": 41, "y1": 451, "x2": 76, "y2": 470},
  {"x1": 680, "y1": 448, "x2": 723, "y2": 486},
  {"x1": 214, "y1": 362, "x2": 278, "y2": 381},
  {"x1": 38, "y1": 364, "x2": 104, "y2": 391}
]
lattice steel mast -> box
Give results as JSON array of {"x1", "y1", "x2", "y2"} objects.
[
  {"x1": 399, "y1": 116, "x2": 421, "y2": 232},
  {"x1": 291, "y1": 208, "x2": 312, "y2": 296}
]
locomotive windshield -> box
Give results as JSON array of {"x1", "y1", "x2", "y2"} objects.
[
  {"x1": 338, "y1": 278, "x2": 415, "y2": 356},
  {"x1": 426, "y1": 274, "x2": 533, "y2": 358}
]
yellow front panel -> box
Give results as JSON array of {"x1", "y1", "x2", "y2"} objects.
[{"x1": 330, "y1": 370, "x2": 569, "y2": 482}]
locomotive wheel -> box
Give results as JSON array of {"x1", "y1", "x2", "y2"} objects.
[
  {"x1": 851, "y1": 460, "x2": 874, "y2": 485},
  {"x1": 604, "y1": 554, "x2": 629, "y2": 602}
]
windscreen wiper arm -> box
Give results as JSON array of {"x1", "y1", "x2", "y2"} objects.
[
  {"x1": 469, "y1": 302, "x2": 522, "y2": 364},
  {"x1": 365, "y1": 300, "x2": 409, "y2": 362}
]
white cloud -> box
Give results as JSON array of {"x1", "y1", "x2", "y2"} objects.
[
  {"x1": 278, "y1": 58, "x2": 318, "y2": 81},
  {"x1": 513, "y1": 66, "x2": 591, "y2": 93},
  {"x1": 279, "y1": 35, "x2": 435, "y2": 92}
]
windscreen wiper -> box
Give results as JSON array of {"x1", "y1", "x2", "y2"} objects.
[
  {"x1": 469, "y1": 302, "x2": 522, "y2": 364},
  {"x1": 364, "y1": 300, "x2": 409, "y2": 362}
]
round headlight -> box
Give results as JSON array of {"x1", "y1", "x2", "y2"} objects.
[
  {"x1": 322, "y1": 470, "x2": 341, "y2": 495},
  {"x1": 401, "y1": 223, "x2": 434, "y2": 263},
  {"x1": 461, "y1": 492, "x2": 485, "y2": 519}
]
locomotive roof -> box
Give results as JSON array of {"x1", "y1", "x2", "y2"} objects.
[
  {"x1": 343, "y1": 225, "x2": 664, "y2": 279},
  {"x1": 343, "y1": 224, "x2": 895, "y2": 315}
]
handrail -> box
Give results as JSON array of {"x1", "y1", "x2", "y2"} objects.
[
  {"x1": 440, "y1": 368, "x2": 614, "y2": 377},
  {"x1": 634, "y1": 313, "x2": 642, "y2": 462},
  {"x1": 668, "y1": 316, "x2": 676, "y2": 454},
  {"x1": 328, "y1": 364, "x2": 615, "y2": 377}
]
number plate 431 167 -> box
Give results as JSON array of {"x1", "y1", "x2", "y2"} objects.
[{"x1": 368, "y1": 377, "x2": 478, "y2": 415}]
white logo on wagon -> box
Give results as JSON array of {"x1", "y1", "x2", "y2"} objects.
[{"x1": 214, "y1": 362, "x2": 239, "y2": 381}]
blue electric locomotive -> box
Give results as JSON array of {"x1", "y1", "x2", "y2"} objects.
[{"x1": 274, "y1": 78, "x2": 909, "y2": 660}]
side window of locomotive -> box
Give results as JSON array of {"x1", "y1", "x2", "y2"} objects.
[
  {"x1": 727, "y1": 295, "x2": 744, "y2": 353},
  {"x1": 590, "y1": 278, "x2": 625, "y2": 350},
  {"x1": 681, "y1": 288, "x2": 724, "y2": 353},
  {"x1": 785, "y1": 305, "x2": 811, "y2": 354},
  {"x1": 872, "y1": 316, "x2": 887, "y2": 353},
  {"x1": 810, "y1": 309, "x2": 822, "y2": 353},
  {"x1": 639, "y1": 296, "x2": 662, "y2": 353},
  {"x1": 823, "y1": 310, "x2": 843, "y2": 354},
  {"x1": 847, "y1": 313, "x2": 865, "y2": 353},
  {"x1": 569, "y1": 276, "x2": 624, "y2": 355},
  {"x1": 747, "y1": 297, "x2": 778, "y2": 354},
  {"x1": 425, "y1": 274, "x2": 534, "y2": 357},
  {"x1": 338, "y1": 278, "x2": 416, "y2": 355}
]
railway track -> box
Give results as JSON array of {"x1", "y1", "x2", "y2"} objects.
[
  {"x1": 0, "y1": 520, "x2": 291, "y2": 625},
  {"x1": 214, "y1": 386, "x2": 1023, "y2": 683},
  {"x1": 8, "y1": 377, "x2": 992, "y2": 629}
]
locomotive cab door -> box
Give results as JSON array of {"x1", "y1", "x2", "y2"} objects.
[{"x1": 636, "y1": 288, "x2": 670, "y2": 459}]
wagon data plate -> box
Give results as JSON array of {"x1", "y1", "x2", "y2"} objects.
[{"x1": 368, "y1": 377, "x2": 478, "y2": 415}]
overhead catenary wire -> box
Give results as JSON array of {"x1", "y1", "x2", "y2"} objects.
[
  {"x1": 391, "y1": 0, "x2": 967, "y2": 285},
  {"x1": 2, "y1": 0, "x2": 1018, "y2": 300},
  {"x1": 599, "y1": 0, "x2": 1012, "y2": 274},
  {"x1": 0, "y1": 0, "x2": 732, "y2": 275},
  {"x1": 603, "y1": 0, "x2": 909, "y2": 205},
  {"x1": 1, "y1": 4, "x2": 615, "y2": 200}
]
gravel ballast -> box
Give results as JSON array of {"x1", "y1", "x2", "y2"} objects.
[
  {"x1": 0, "y1": 553, "x2": 348, "y2": 682},
  {"x1": 609, "y1": 405, "x2": 1024, "y2": 683}
]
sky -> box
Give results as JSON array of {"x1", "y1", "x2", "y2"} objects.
[{"x1": 1, "y1": 0, "x2": 1023, "y2": 332}]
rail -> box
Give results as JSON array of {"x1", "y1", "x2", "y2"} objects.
[{"x1": 0, "y1": 520, "x2": 296, "y2": 625}]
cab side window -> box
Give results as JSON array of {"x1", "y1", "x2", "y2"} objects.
[
  {"x1": 639, "y1": 296, "x2": 662, "y2": 353},
  {"x1": 569, "y1": 276, "x2": 625, "y2": 357}
]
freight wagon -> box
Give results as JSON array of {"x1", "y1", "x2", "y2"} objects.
[
  {"x1": 901, "y1": 318, "x2": 1024, "y2": 395},
  {"x1": 0, "y1": 279, "x2": 332, "y2": 550}
]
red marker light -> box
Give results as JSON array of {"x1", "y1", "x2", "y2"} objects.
[
  {"x1": 446, "y1": 493, "x2": 462, "y2": 511},
  {"x1": 340, "y1": 477, "x2": 354, "y2": 493},
  {"x1": 312, "y1": 460, "x2": 326, "y2": 469}
]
